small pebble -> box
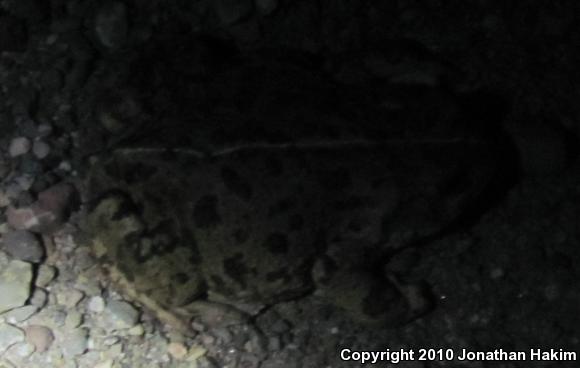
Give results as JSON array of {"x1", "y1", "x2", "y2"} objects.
[
  {"x1": 0, "y1": 324, "x2": 25, "y2": 354},
  {"x1": 2, "y1": 305, "x2": 38, "y2": 323},
  {"x1": 1, "y1": 229, "x2": 45, "y2": 263},
  {"x1": 58, "y1": 288, "x2": 85, "y2": 308},
  {"x1": 94, "y1": 360, "x2": 114, "y2": 368},
  {"x1": 15, "y1": 175, "x2": 35, "y2": 191},
  {"x1": 127, "y1": 324, "x2": 145, "y2": 336},
  {"x1": 88, "y1": 296, "x2": 106, "y2": 313},
  {"x1": 32, "y1": 140, "x2": 51, "y2": 159},
  {"x1": 60, "y1": 327, "x2": 89, "y2": 357},
  {"x1": 58, "y1": 161, "x2": 71, "y2": 172},
  {"x1": 24, "y1": 325, "x2": 54, "y2": 352},
  {"x1": 104, "y1": 300, "x2": 140, "y2": 329},
  {"x1": 29, "y1": 288, "x2": 48, "y2": 308},
  {"x1": 0, "y1": 191, "x2": 11, "y2": 208},
  {"x1": 6, "y1": 341, "x2": 34, "y2": 358},
  {"x1": 167, "y1": 342, "x2": 188, "y2": 360},
  {"x1": 64, "y1": 311, "x2": 83, "y2": 329},
  {"x1": 35, "y1": 265, "x2": 57, "y2": 287},
  {"x1": 36, "y1": 123, "x2": 53, "y2": 137},
  {"x1": 8, "y1": 137, "x2": 31, "y2": 157},
  {"x1": 0, "y1": 260, "x2": 33, "y2": 314}
]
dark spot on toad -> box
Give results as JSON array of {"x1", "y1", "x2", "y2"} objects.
[
  {"x1": 347, "y1": 218, "x2": 367, "y2": 233},
  {"x1": 171, "y1": 272, "x2": 190, "y2": 285},
  {"x1": 288, "y1": 214, "x2": 304, "y2": 231},
  {"x1": 268, "y1": 198, "x2": 294, "y2": 216},
  {"x1": 318, "y1": 167, "x2": 352, "y2": 191},
  {"x1": 264, "y1": 156, "x2": 284, "y2": 176},
  {"x1": 122, "y1": 162, "x2": 159, "y2": 184},
  {"x1": 332, "y1": 195, "x2": 370, "y2": 211},
  {"x1": 118, "y1": 265, "x2": 135, "y2": 282},
  {"x1": 210, "y1": 275, "x2": 228, "y2": 294},
  {"x1": 233, "y1": 228, "x2": 249, "y2": 244},
  {"x1": 361, "y1": 281, "x2": 400, "y2": 317},
  {"x1": 223, "y1": 254, "x2": 249, "y2": 287},
  {"x1": 181, "y1": 227, "x2": 197, "y2": 249},
  {"x1": 220, "y1": 166, "x2": 253, "y2": 200},
  {"x1": 193, "y1": 195, "x2": 221, "y2": 229},
  {"x1": 263, "y1": 232, "x2": 289, "y2": 254},
  {"x1": 265, "y1": 268, "x2": 291, "y2": 282}
]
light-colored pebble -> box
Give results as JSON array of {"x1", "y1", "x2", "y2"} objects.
[
  {"x1": 35, "y1": 264, "x2": 57, "y2": 287},
  {"x1": 24, "y1": 325, "x2": 54, "y2": 352},
  {"x1": 5, "y1": 341, "x2": 35, "y2": 358},
  {"x1": 36, "y1": 123, "x2": 53, "y2": 137},
  {"x1": 8, "y1": 137, "x2": 31, "y2": 157},
  {"x1": 0, "y1": 323, "x2": 25, "y2": 354},
  {"x1": 167, "y1": 342, "x2": 188, "y2": 360},
  {"x1": 29, "y1": 288, "x2": 48, "y2": 308},
  {"x1": 58, "y1": 288, "x2": 85, "y2": 308},
  {"x1": 94, "y1": 360, "x2": 114, "y2": 368},
  {"x1": 32, "y1": 140, "x2": 51, "y2": 159},
  {"x1": 88, "y1": 296, "x2": 106, "y2": 313},
  {"x1": 60, "y1": 327, "x2": 89, "y2": 357},
  {"x1": 0, "y1": 191, "x2": 11, "y2": 208},
  {"x1": 187, "y1": 345, "x2": 208, "y2": 361},
  {"x1": 104, "y1": 300, "x2": 140, "y2": 329},
  {"x1": 127, "y1": 324, "x2": 145, "y2": 336},
  {"x1": 65, "y1": 310, "x2": 83, "y2": 329},
  {"x1": 1, "y1": 305, "x2": 38, "y2": 323},
  {"x1": 15, "y1": 175, "x2": 35, "y2": 191},
  {"x1": 0, "y1": 260, "x2": 33, "y2": 314}
]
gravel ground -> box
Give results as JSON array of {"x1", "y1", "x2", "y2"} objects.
[{"x1": 0, "y1": 1, "x2": 579, "y2": 367}]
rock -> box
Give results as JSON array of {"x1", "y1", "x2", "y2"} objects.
[
  {"x1": 15, "y1": 176, "x2": 36, "y2": 192},
  {"x1": 35, "y1": 182, "x2": 78, "y2": 228},
  {"x1": 0, "y1": 324, "x2": 24, "y2": 355},
  {"x1": 56, "y1": 288, "x2": 85, "y2": 308},
  {"x1": 8, "y1": 137, "x2": 31, "y2": 157},
  {"x1": 127, "y1": 324, "x2": 144, "y2": 336},
  {"x1": 0, "y1": 191, "x2": 10, "y2": 208},
  {"x1": 24, "y1": 325, "x2": 54, "y2": 352},
  {"x1": 36, "y1": 124, "x2": 53, "y2": 137},
  {"x1": 104, "y1": 300, "x2": 140, "y2": 330},
  {"x1": 4, "y1": 341, "x2": 34, "y2": 359},
  {"x1": 88, "y1": 296, "x2": 106, "y2": 313},
  {"x1": 95, "y1": 2, "x2": 128, "y2": 49},
  {"x1": 94, "y1": 360, "x2": 114, "y2": 368},
  {"x1": 64, "y1": 311, "x2": 84, "y2": 329},
  {"x1": 6, "y1": 182, "x2": 77, "y2": 234},
  {"x1": 60, "y1": 328, "x2": 89, "y2": 357},
  {"x1": 6, "y1": 207, "x2": 37, "y2": 231},
  {"x1": 1, "y1": 305, "x2": 38, "y2": 323},
  {"x1": 57, "y1": 288, "x2": 85, "y2": 308},
  {"x1": 213, "y1": 0, "x2": 254, "y2": 25},
  {"x1": 1, "y1": 229, "x2": 45, "y2": 263},
  {"x1": 35, "y1": 265, "x2": 57, "y2": 287},
  {"x1": 0, "y1": 260, "x2": 33, "y2": 314},
  {"x1": 28, "y1": 288, "x2": 48, "y2": 308},
  {"x1": 167, "y1": 342, "x2": 188, "y2": 360},
  {"x1": 32, "y1": 140, "x2": 51, "y2": 159}
]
